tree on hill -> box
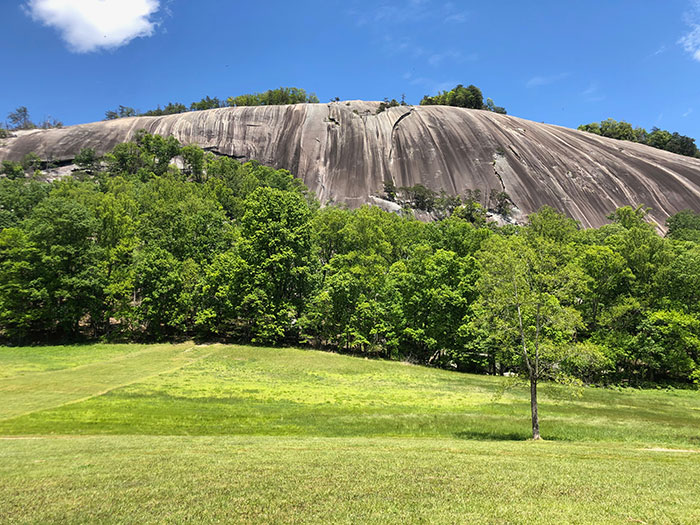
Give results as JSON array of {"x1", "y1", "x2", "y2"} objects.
[
  {"x1": 484, "y1": 98, "x2": 507, "y2": 115},
  {"x1": 4, "y1": 107, "x2": 58, "y2": 130},
  {"x1": 142, "y1": 102, "x2": 188, "y2": 117},
  {"x1": 578, "y1": 119, "x2": 699, "y2": 158},
  {"x1": 190, "y1": 96, "x2": 223, "y2": 111},
  {"x1": 7, "y1": 107, "x2": 33, "y2": 130},
  {"x1": 105, "y1": 106, "x2": 138, "y2": 120},
  {"x1": 226, "y1": 87, "x2": 319, "y2": 107},
  {"x1": 474, "y1": 212, "x2": 586, "y2": 440},
  {"x1": 419, "y1": 85, "x2": 507, "y2": 114},
  {"x1": 421, "y1": 84, "x2": 484, "y2": 109}
]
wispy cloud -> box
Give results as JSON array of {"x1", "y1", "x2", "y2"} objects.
[
  {"x1": 680, "y1": 1, "x2": 700, "y2": 61},
  {"x1": 526, "y1": 73, "x2": 570, "y2": 88},
  {"x1": 648, "y1": 45, "x2": 667, "y2": 58},
  {"x1": 427, "y1": 50, "x2": 476, "y2": 67},
  {"x1": 403, "y1": 72, "x2": 457, "y2": 94},
  {"x1": 24, "y1": 0, "x2": 162, "y2": 53},
  {"x1": 442, "y1": 1, "x2": 468, "y2": 23},
  {"x1": 582, "y1": 83, "x2": 598, "y2": 96},
  {"x1": 348, "y1": 1, "x2": 472, "y2": 67},
  {"x1": 361, "y1": 0, "x2": 468, "y2": 26},
  {"x1": 444, "y1": 13, "x2": 467, "y2": 23},
  {"x1": 581, "y1": 82, "x2": 605, "y2": 103},
  {"x1": 683, "y1": 108, "x2": 694, "y2": 117}
]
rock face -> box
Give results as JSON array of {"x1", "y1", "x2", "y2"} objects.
[{"x1": 2, "y1": 100, "x2": 700, "y2": 228}]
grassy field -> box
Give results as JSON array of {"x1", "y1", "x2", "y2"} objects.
[{"x1": 1, "y1": 343, "x2": 699, "y2": 524}]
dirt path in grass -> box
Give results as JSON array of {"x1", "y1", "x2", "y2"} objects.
[{"x1": 0, "y1": 343, "x2": 219, "y2": 421}]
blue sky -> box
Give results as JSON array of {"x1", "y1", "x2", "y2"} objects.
[{"x1": 2, "y1": 0, "x2": 700, "y2": 139}]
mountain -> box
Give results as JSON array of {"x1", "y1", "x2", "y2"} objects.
[{"x1": 2, "y1": 100, "x2": 699, "y2": 228}]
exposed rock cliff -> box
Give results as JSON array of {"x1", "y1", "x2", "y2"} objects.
[{"x1": 2, "y1": 100, "x2": 699, "y2": 228}]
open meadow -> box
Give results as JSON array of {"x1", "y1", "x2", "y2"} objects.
[{"x1": 1, "y1": 343, "x2": 699, "y2": 524}]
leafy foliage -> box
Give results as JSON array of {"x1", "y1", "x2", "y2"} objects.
[
  {"x1": 1, "y1": 134, "x2": 699, "y2": 389},
  {"x1": 578, "y1": 118, "x2": 700, "y2": 158},
  {"x1": 226, "y1": 87, "x2": 319, "y2": 107},
  {"x1": 6, "y1": 106, "x2": 62, "y2": 130},
  {"x1": 103, "y1": 87, "x2": 319, "y2": 120},
  {"x1": 105, "y1": 106, "x2": 137, "y2": 120},
  {"x1": 420, "y1": 84, "x2": 506, "y2": 114}
]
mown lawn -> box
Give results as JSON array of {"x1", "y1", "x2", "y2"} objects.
[{"x1": 1, "y1": 343, "x2": 699, "y2": 524}]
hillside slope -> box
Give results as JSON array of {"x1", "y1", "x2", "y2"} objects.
[
  {"x1": 2, "y1": 101, "x2": 700, "y2": 228},
  {"x1": 1, "y1": 344, "x2": 699, "y2": 523}
]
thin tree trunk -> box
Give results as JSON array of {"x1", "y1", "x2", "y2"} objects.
[{"x1": 530, "y1": 375, "x2": 541, "y2": 440}]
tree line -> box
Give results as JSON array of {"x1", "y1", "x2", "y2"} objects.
[
  {"x1": 2, "y1": 106, "x2": 62, "y2": 134},
  {"x1": 105, "y1": 87, "x2": 320, "y2": 120},
  {"x1": 104, "y1": 84, "x2": 506, "y2": 121},
  {"x1": 420, "y1": 84, "x2": 507, "y2": 114},
  {"x1": 578, "y1": 118, "x2": 699, "y2": 158},
  {"x1": 1, "y1": 133, "x2": 699, "y2": 392}
]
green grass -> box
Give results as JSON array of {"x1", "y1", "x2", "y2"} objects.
[{"x1": 1, "y1": 343, "x2": 699, "y2": 524}]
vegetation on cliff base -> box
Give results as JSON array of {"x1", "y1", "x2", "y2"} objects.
[{"x1": 0, "y1": 134, "x2": 699, "y2": 392}]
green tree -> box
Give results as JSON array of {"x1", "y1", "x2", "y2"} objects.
[
  {"x1": 190, "y1": 96, "x2": 222, "y2": 111},
  {"x1": 656, "y1": 243, "x2": 700, "y2": 312},
  {"x1": 0, "y1": 228, "x2": 43, "y2": 341},
  {"x1": 1, "y1": 161, "x2": 25, "y2": 180},
  {"x1": 136, "y1": 177, "x2": 232, "y2": 263},
  {"x1": 105, "y1": 106, "x2": 137, "y2": 120},
  {"x1": 226, "y1": 87, "x2": 319, "y2": 107},
  {"x1": 577, "y1": 245, "x2": 633, "y2": 329},
  {"x1": 142, "y1": 102, "x2": 188, "y2": 116},
  {"x1": 0, "y1": 195, "x2": 105, "y2": 340},
  {"x1": 181, "y1": 144, "x2": 205, "y2": 182},
  {"x1": 420, "y1": 84, "x2": 487, "y2": 110},
  {"x1": 484, "y1": 98, "x2": 507, "y2": 114},
  {"x1": 196, "y1": 248, "x2": 245, "y2": 337},
  {"x1": 302, "y1": 251, "x2": 390, "y2": 353},
  {"x1": 666, "y1": 209, "x2": 700, "y2": 242},
  {"x1": 475, "y1": 235, "x2": 584, "y2": 439},
  {"x1": 488, "y1": 189, "x2": 512, "y2": 217},
  {"x1": 646, "y1": 128, "x2": 673, "y2": 150},
  {"x1": 606, "y1": 206, "x2": 670, "y2": 299},
  {"x1": 74, "y1": 148, "x2": 99, "y2": 173},
  {"x1": 7, "y1": 106, "x2": 34, "y2": 130},
  {"x1": 21, "y1": 153, "x2": 42, "y2": 173},
  {"x1": 386, "y1": 245, "x2": 476, "y2": 364},
  {"x1": 634, "y1": 310, "x2": 700, "y2": 383},
  {"x1": 235, "y1": 187, "x2": 315, "y2": 343},
  {"x1": 0, "y1": 178, "x2": 51, "y2": 229},
  {"x1": 135, "y1": 131, "x2": 181, "y2": 177},
  {"x1": 133, "y1": 247, "x2": 189, "y2": 338}
]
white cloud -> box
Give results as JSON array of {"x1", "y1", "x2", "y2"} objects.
[
  {"x1": 444, "y1": 12, "x2": 468, "y2": 23},
  {"x1": 580, "y1": 82, "x2": 605, "y2": 102},
  {"x1": 581, "y1": 82, "x2": 598, "y2": 96},
  {"x1": 402, "y1": 72, "x2": 457, "y2": 94},
  {"x1": 526, "y1": 73, "x2": 570, "y2": 88},
  {"x1": 680, "y1": 1, "x2": 700, "y2": 61},
  {"x1": 24, "y1": 0, "x2": 161, "y2": 53},
  {"x1": 649, "y1": 45, "x2": 666, "y2": 58},
  {"x1": 427, "y1": 49, "x2": 475, "y2": 67},
  {"x1": 680, "y1": 25, "x2": 700, "y2": 61}
]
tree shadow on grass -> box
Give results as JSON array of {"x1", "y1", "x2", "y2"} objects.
[{"x1": 454, "y1": 430, "x2": 530, "y2": 441}]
